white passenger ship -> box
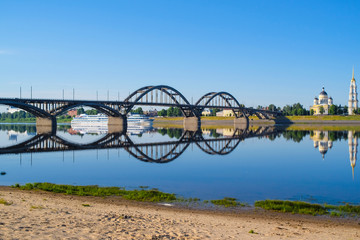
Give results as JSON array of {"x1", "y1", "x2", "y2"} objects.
[
  {"x1": 71, "y1": 113, "x2": 153, "y2": 128},
  {"x1": 127, "y1": 114, "x2": 153, "y2": 125},
  {"x1": 71, "y1": 114, "x2": 108, "y2": 127}
]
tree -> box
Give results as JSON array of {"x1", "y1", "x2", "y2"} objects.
[
  {"x1": 158, "y1": 109, "x2": 167, "y2": 117},
  {"x1": 268, "y1": 104, "x2": 276, "y2": 111},
  {"x1": 132, "y1": 107, "x2": 143, "y2": 115},
  {"x1": 310, "y1": 109, "x2": 314, "y2": 115},
  {"x1": 319, "y1": 106, "x2": 325, "y2": 115},
  {"x1": 167, "y1": 107, "x2": 174, "y2": 117},
  {"x1": 344, "y1": 105, "x2": 348, "y2": 115},
  {"x1": 329, "y1": 105, "x2": 337, "y2": 115},
  {"x1": 77, "y1": 107, "x2": 85, "y2": 115}
]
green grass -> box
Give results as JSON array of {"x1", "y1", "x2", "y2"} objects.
[
  {"x1": 30, "y1": 205, "x2": 44, "y2": 209},
  {"x1": 210, "y1": 197, "x2": 245, "y2": 208},
  {"x1": 12, "y1": 183, "x2": 177, "y2": 202},
  {"x1": 82, "y1": 204, "x2": 91, "y2": 207},
  {"x1": 255, "y1": 200, "x2": 328, "y2": 215},
  {"x1": 248, "y1": 230, "x2": 257, "y2": 234},
  {"x1": 255, "y1": 200, "x2": 360, "y2": 216},
  {"x1": 286, "y1": 115, "x2": 360, "y2": 121},
  {"x1": 0, "y1": 198, "x2": 12, "y2": 206}
]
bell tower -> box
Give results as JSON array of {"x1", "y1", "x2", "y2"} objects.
[{"x1": 348, "y1": 67, "x2": 358, "y2": 115}]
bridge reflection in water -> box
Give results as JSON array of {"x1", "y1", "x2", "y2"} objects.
[{"x1": 0, "y1": 126, "x2": 280, "y2": 164}]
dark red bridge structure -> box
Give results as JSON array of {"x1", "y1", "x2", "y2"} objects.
[{"x1": 0, "y1": 85, "x2": 281, "y2": 133}]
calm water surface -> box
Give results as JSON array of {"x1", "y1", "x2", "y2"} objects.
[{"x1": 0, "y1": 123, "x2": 359, "y2": 205}]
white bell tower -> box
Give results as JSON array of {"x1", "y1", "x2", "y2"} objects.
[{"x1": 348, "y1": 67, "x2": 358, "y2": 115}]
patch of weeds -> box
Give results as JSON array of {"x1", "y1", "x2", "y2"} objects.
[
  {"x1": 188, "y1": 198, "x2": 200, "y2": 202},
  {"x1": 13, "y1": 183, "x2": 177, "y2": 203},
  {"x1": 256, "y1": 200, "x2": 360, "y2": 217},
  {"x1": 249, "y1": 230, "x2": 257, "y2": 234},
  {"x1": 0, "y1": 198, "x2": 12, "y2": 206},
  {"x1": 203, "y1": 200, "x2": 209, "y2": 203},
  {"x1": 210, "y1": 197, "x2": 245, "y2": 208},
  {"x1": 30, "y1": 205, "x2": 44, "y2": 209},
  {"x1": 82, "y1": 204, "x2": 90, "y2": 207},
  {"x1": 255, "y1": 200, "x2": 328, "y2": 216},
  {"x1": 330, "y1": 211, "x2": 341, "y2": 217},
  {"x1": 139, "y1": 186, "x2": 149, "y2": 189}
]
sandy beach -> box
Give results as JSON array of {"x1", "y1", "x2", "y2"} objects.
[{"x1": 0, "y1": 186, "x2": 359, "y2": 240}]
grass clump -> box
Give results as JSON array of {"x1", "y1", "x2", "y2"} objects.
[
  {"x1": 0, "y1": 198, "x2": 12, "y2": 206},
  {"x1": 248, "y1": 230, "x2": 257, "y2": 234},
  {"x1": 255, "y1": 200, "x2": 360, "y2": 217},
  {"x1": 30, "y1": 205, "x2": 44, "y2": 209},
  {"x1": 255, "y1": 200, "x2": 328, "y2": 216},
  {"x1": 210, "y1": 197, "x2": 245, "y2": 208},
  {"x1": 82, "y1": 204, "x2": 90, "y2": 207},
  {"x1": 12, "y1": 183, "x2": 177, "y2": 203}
]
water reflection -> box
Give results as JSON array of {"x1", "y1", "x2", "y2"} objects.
[
  {"x1": 0, "y1": 125, "x2": 278, "y2": 163},
  {"x1": 348, "y1": 131, "x2": 358, "y2": 179},
  {"x1": 311, "y1": 131, "x2": 333, "y2": 159},
  {"x1": 1, "y1": 124, "x2": 360, "y2": 204}
]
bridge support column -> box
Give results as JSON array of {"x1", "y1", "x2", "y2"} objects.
[
  {"x1": 36, "y1": 117, "x2": 56, "y2": 134},
  {"x1": 234, "y1": 117, "x2": 249, "y2": 129},
  {"x1": 108, "y1": 116, "x2": 127, "y2": 134},
  {"x1": 183, "y1": 117, "x2": 201, "y2": 131}
]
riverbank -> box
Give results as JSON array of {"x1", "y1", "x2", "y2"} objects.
[
  {"x1": 0, "y1": 186, "x2": 359, "y2": 239},
  {"x1": 153, "y1": 115, "x2": 360, "y2": 128}
]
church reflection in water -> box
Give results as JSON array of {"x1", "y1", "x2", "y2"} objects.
[{"x1": 311, "y1": 130, "x2": 357, "y2": 179}]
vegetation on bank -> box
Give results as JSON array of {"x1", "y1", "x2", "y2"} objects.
[
  {"x1": 255, "y1": 200, "x2": 360, "y2": 216},
  {"x1": 286, "y1": 115, "x2": 360, "y2": 121},
  {"x1": 210, "y1": 197, "x2": 246, "y2": 208},
  {"x1": 0, "y1": 198, "x2": 12, "y2": 206},
  {"x1": 12, "y1": 183, "x2": 177, "y2": 202},
  {"x1": 11, "y1": 183, "x2": 360, "y2": 216}
]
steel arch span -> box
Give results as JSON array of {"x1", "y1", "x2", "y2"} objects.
[
  {"x1": 195, "y1": 92, "x2": 247, "y2": 118},
  {"x1": 51, "y1": 102, "x2": 122, "y2": 117},
  {"x1": 0, "y1": 100, "x2": 52, "y2": 118},
  {"x1": 123, "y1": 85, "x2": 197, "y2": 117}
]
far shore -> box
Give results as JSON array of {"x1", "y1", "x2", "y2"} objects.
[
  {"x1": 0, "y1": 186, "x2": 359, "y2": 239},
  {"x1": 2, "y1": 115, "x2": 360, "y2": 126}
]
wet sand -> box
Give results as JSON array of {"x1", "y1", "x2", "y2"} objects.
[{"x1": 0, "y1": 186, "x2": 359, "y2": 239}]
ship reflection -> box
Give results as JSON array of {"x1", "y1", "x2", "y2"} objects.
[{"x1": 68, "y1": 123, "x2": 154, "y2": 136}]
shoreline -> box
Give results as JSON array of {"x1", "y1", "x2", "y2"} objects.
[{"x1": 1, "y1": 186, "x2": 359, "y2": 239}]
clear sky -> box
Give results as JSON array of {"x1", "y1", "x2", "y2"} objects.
[{"x1": 1, "y1": 0, "x2": 360, "y2": 111}]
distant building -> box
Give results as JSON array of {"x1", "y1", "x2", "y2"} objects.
[
  {"x1": 67, "y1": 109, "x2": 78, "y2": 117},
  {"x1": 216, "y1": 109, "x2": 234, "y2": 117},
  {"x1": 310, "y1": 87, "x2": 333, "y2": 115},
  {"x1": 348, "y1": 67, "x2": 358, "y2": 115},
  {"x1": 144, "y1": 109, "x2": 158, "y2": 117},
  {"x1": 7, "y1": 106, "x2": 20, "y2": 114},
  {"x1": 201, "y1": 109, "x2": 212, "y2": 116}
]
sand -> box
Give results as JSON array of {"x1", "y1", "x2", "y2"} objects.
[{"x1": 0, "y1": 186, "x2": 359, "y2": 240}]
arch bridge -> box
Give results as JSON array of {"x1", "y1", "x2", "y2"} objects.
[{"x1": 0, "y1": 85, "x2": 281, "y2": 133}]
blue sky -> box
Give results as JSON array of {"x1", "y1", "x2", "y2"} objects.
[{"x1": 1, "y1": 0, "x2": 360, "y2": 110}]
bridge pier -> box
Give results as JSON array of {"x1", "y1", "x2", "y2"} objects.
[
  {"x1": 183, "y1": 117, "x2": 201, "y2": 131},
  {"x1": 36, "y1": 117, "x2": 56, "y2": 134},
  {"x1": 234, "y1": 117, "x2": 249, "y2": 129},
  {"x1": 108, "y1": 116, "x2": 127, "y2": 134}
]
